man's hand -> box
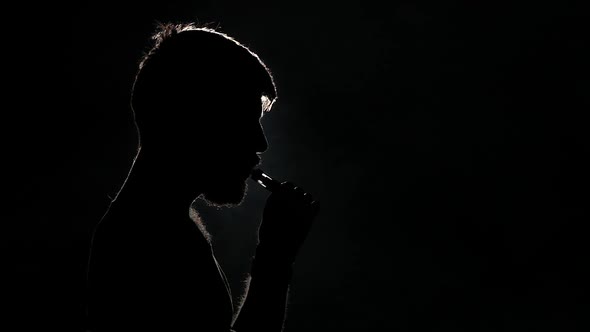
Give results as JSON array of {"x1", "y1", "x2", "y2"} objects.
[{"x1": 256, "y1": 181, "x2": 320, "y2": 267}]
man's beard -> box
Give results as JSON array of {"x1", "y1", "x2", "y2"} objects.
[{"x1": 200, "y1": 175, "x2": 249, "y2": 208}]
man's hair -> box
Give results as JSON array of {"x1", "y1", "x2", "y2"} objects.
[{"x1": 130, "y1": 22, "x2": 277, "y2": 130}]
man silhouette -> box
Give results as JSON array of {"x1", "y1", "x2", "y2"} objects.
[{"x1": 86, "y1": 23, "x2": 319, "y2": 331}]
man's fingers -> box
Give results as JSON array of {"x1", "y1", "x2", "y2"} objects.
[
  {"x1": 275, "y1": 182, "x2": 318, "y2": 213},
  {"x1": 292, "y1": 186, "x2": 315, "y2": 204},
  {"x1": 310, "y1": 200, "x2": 320, "y2": 216},
  {"x1": 280, "y1": 181, "x2": 296, "y2": 191}
]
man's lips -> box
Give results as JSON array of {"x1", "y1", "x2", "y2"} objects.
[
  {"x1": 234, "y1": 156, "x2": 261, "y2": 178},
  {"x1": 250, "y1": 156, "x2": 262, "y2": 170},
  {"x1": 246, "y1": 159, "x2": 261, "y2": 177}
]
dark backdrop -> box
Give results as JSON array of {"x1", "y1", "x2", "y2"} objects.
[{"x1": 4, "y1": 1, "x2": 589, "y2": 331}]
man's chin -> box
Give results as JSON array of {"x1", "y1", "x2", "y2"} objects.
[{"x1": 201, "y1": 179, "x2": 249, "y2": 208}]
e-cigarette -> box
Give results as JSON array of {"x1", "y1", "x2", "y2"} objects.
[{"x1": 251, "y1": 168, "x2": 281, "y2": 192}]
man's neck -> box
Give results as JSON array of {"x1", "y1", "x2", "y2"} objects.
[{"x1": 115, "y1": 149, "x2": 202, "y2": 216}]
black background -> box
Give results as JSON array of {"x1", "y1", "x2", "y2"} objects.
[{"x1": 4, "y1": 1, "x2": 589, "y2": 331}]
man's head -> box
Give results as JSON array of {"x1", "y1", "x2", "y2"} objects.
[{"x1": 130, "y1": 23, "x2": 277, "y2": 206}]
